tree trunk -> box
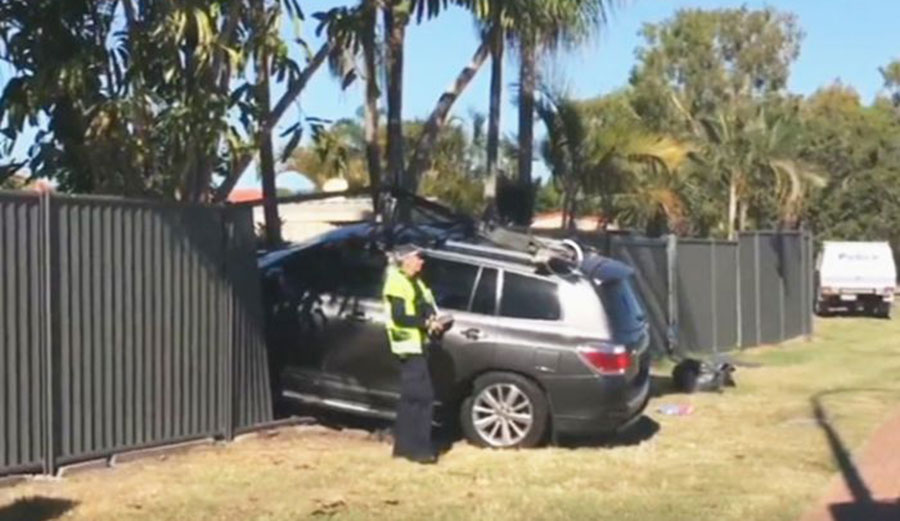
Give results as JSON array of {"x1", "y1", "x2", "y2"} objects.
[
  {"x1": 384, "y1": 3, "x2": 407, "y2": 194},
  {"x1": 738, "y1": 199, "x2": 749, "y2": 232},
  {"x1": 361, "y1": 4, "x2": 383, "y2": 210},
  {"x1": 516, "y1": 36, "x2": 537, "y2": 226},
  {"x1": 560, "y1": 189, "x2": 569, "y2": 230},
  {"x1": 213, "y1": 42, "x2": 330, "y2": 202},
  {"x1": 483, "y1": 23, "x2": 504, "y2": 221},
  {"x1": 255, "y1": 0, "x2": 281, "y2": 247},
  {"x1": 406, "y1": 40, "x2": 491, "y2": 191},
  {"x1": 567, "y1": 190, "x2": 578, "y2": 232},
  {"x1": 727, "y1": 172, "x2": 738, "y2": 240}
]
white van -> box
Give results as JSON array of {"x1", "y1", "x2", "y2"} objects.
[{"x1": 815, "y1": 241, "x2": 897, "y2": 318}]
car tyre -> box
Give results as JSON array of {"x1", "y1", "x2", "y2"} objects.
[{"x1": 460, "y1": 372, "x2": 549, "y2": 449}]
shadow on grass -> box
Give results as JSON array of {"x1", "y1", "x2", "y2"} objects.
[
  {"x1": 0, "y1": 497, "x2": 77, "y2": 521},
  {"x1": 650, "y1": 374, "x2": 678, "y2": 398},
  {"x1": 556, "y1": 416, "x2": 661, "y2": 449},
  {"x1": 811, "y1": 390, "x2": 900, "y2": 521},
  {"x1": 816, "y1": 308, "x2": 892, "y2": 321}
]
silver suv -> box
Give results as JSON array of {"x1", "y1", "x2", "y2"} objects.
[{"x1": 260, "y1": 224, "x2": 651, "y2": 448}]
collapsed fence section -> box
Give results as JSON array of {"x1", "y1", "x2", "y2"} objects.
[
  {"x1": 0, "y1": 192, "x2": 271, "y2": 477},
  {"x1": 538, "y1": 229, "x2": 814, "y2": 358}
]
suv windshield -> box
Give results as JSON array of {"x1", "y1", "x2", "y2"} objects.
[{"x1": 594, "y1": 276, "x2": 645, "y2": 335}]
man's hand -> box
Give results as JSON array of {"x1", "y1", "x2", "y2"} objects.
[
  {"x1": 426, "y1": 314, "x2": 454, "y2": 337},
  {"x1": 426, "y1": 316, "x2": 443, "y2": 336}
]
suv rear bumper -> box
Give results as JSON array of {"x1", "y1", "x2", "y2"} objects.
[{"x1": 541, "y1": 354, "x2": 652, "y2": 437}]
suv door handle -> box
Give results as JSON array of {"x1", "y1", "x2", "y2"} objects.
[{"x1": 462, "y1": 328, "x2": 483, "y2": 340}]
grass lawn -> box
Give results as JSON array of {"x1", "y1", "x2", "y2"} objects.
[{"x1": 3, "y1": 315, "x2": 900, "y2": 521}]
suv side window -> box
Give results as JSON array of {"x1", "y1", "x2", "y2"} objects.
[
  {"x1": 500, "y1": 272, "x2": 561, "y2": 321},
  {"x1": 422, "y1": 257, "x2": 479, "y2": 311},
  {"x1": 470, "y1": 268, "x2": 498, "y2": 315}
]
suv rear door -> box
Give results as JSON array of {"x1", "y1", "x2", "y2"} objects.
[{"x1": 420, "y1": 254, "x2": 491, "y2": 401}]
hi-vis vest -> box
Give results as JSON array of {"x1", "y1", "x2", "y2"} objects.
[{"x1": 382, "y1": 266, "x2": 436, "y2": 356}]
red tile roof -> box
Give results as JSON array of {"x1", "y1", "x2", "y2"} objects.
[{"x1": 227, "y1": 188, "x2": 263, "y2": 203}]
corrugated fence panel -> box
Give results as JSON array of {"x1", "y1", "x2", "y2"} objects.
[
  {"x1": 805, "y1": 233, "x2": 814, "y2": 336},
  {"x1": 675, "y1": 240, "x2": 716, "y2": 354},
  {"x1": 714, "y1": 242, "x2": 739, "y2": 351},
  {"x1": 1, "y1": 192, "x2": 273, "y2": 477},
  {"x1": 52, "y1": 198, "x2": 233, "y2": 464},
  {"x1": 608, "y1": 237, "x2": 670, "y2": 358},
  {"x1": 226, "y1": 207, "x2": 273, "y2": 432},
  {"x1": 758, "y1": 234, "x2": 785, "y2": 345},
  {"x1": 781, "y1": 234, "x2": 804, "y2": 340},
  {"x1": 739, "y1": 235, "x2": 759, "y2": 348},
  {"x1": 0, "y1": 192, "x2": 45, "y2": 474}
]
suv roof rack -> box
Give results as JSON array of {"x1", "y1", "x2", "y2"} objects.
[
  {"x1": 440, "y1": 230, "x2": 589, "y2": 277},
  {"x1": 440, "y1": 240, "x2": 535, "y2": 265}
]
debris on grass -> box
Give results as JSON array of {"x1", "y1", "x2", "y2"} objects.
[{"x1": 657, "y1": 404, "x2": 695, "y2": 416}]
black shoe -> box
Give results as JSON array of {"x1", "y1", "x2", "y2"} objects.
[
  {"x1": 410, "y1": 454, "x2": 438, "y2": 465},
  {"x1": 395, "y1": 453, "x2": 437, "y2": 464}
]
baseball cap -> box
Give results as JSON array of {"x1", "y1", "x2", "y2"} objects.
[{"x1": 393, "y1": 243, "x2": 423, "y2": 259}]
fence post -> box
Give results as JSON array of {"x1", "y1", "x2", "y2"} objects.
[
  {"x1": 805, "y1": 232, "x2": 814, "y2": 340},
  {"x1": 710, "y1": 241, "x2": 718, "y2": 354},
  {"x1": 778, "y1": 234, "x2": 786, "y2": 342},
  {"x1": 754, "y1": 232, "x2": 762, "y2": 346},
  {"x1": 735, "y1": 236, "x2": 742, "y2": 349},
  {"x1": 666, "y1": 234, "x2": 678, "y2": 356},
  {"x1": 40, "y1": 192, "x2": 57, "y2": 476},
  {"x1": 218, "y1": 210, "x2": 235, "y2": 442}
]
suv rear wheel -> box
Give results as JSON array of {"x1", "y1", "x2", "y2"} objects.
[{"x1": 460, "y1": 372, "x2": 549, "y2": 448}]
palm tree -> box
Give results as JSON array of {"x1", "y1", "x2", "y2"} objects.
[
  {"x1": 465, "y1": 1, "x2": 613, "y2": 222},
  {"x1": 383, "y1": 0, "x2": 408, "y2": 192},
  {"x1": 283, "y1": 119, "x2": 370, "y2": 190},
  {"x1": 537, "y1": 90, "x2": 689, "y2": 232},
  {"x1": 671, "y1": 93, "x2": 824, "y2": 236},
  {"x1": 513, "y1": 0, "x2": 614, "y2": 225},
  {"x1": 744, "y1": 109, "x2": 825, "y2": 229},
  {"x1": 319, "y1": 2, "x2": 384, "y2": 207}
]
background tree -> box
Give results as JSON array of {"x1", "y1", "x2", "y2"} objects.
[
  {"x1": 536, "y1": 88, "x2": 688, "y2": 231},
  {"x1": 629, "y1": 6, "x2": 804, "y2": 238},
  {"x1": 0, "y1": 0, "x2": 329, "y2": 209},
  {"x1": 800, "y1": 81, "x2": 900, "y2": 263}
]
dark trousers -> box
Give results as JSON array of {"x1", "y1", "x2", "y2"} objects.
[{"x1": 393, "y1": 354, "x2": 434, "y2": 459}]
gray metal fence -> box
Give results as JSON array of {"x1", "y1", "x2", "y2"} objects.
[
  {"x1": 537, "y1": 229, "x2": 814, "y2": 358},
  {"x1": 0, "y1": 192, "x2": 46, "y2": 475},
  {"x1": 0, "y1": 192, "x2": 272, "y2": 477}
]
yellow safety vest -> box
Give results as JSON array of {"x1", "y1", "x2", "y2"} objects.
[{"x1": 382, "y1": 266, "x2": 436, "y2": 356}]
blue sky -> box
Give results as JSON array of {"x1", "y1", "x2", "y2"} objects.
[{"x1": 3, "y1": 1, "x2": 898, "y2": 191}]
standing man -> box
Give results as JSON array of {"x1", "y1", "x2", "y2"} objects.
[{"x1": 382, "y1": 243, "x2": 445, "y2": 464}]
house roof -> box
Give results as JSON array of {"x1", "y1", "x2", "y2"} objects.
[
  {"x1": 227, "y1": 188, "x2": 263, "y2": 203},
  {"x1": 531, "y1": 211, "x2": 615, "y2": 231}
]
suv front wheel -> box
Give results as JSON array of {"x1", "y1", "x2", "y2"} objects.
[{"x1": 460, "y1": 372, "x2": 549, "y2": 448}]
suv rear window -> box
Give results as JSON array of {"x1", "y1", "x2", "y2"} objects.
[
  {"x1": 595, "y1": 277, "x2": 645, "y2": 333},
  {"x1": 500, "y1": 272, "x2": 561, "y2": 320}
]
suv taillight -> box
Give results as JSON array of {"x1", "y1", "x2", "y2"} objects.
[{"x1": 576, "y1": 344, "x2": 632, "y2": 375}]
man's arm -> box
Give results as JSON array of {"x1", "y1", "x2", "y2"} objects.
[{"x1": 387, "y1": 296, "x2": 428, "y2": 328}]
